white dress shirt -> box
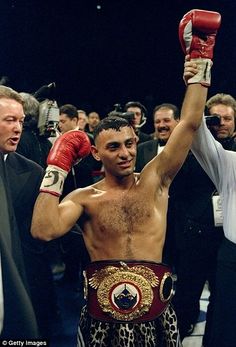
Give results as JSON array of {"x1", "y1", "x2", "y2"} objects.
[{"x1": 192, "y1": 118, "x2": 236, "y2": 244}]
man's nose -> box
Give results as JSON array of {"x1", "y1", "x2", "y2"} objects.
[
  {"x1": 119, "y1": 145, "x2": 129, "y2": 157},
  {"x1": 219, "y1": 117, "x2": 225, "y2": 126},
  {"x1": 14, "y1": 121, "x2": 23, "y2": 132},
  {"x1": 158, "y1": 121, "x2": 166, "y2": 128}
]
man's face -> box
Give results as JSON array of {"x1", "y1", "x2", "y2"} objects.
[
  {"x1": 154, "y1": 108, "x2": 179, "y2": 142},
  {"x1": 126, "y1": 107, "x2": 142, "y2": 127},
  {"x1": 209, "y1": 104, "x2": 235, "y2": 139},
  {"x1": 78, "y1": 112, "x2": 88, "y2": 131},
  {"x1": 58, "y1": 114, "x2": 78, "y2": 134},
  {"x1": 0, "y1": 98, "x2": 25, "y2": 154},
  {"x1": 92, "y1": 126, "x2": 137, "y2": 177},
  {"x1": 88, "y1": 112, "x2": 100, "y2": 130}
]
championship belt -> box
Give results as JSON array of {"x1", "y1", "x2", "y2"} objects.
[{"x1": 84, "y1": 260, "x2": 174, "y2": 323}]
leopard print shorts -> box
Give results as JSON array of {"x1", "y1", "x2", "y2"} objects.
[{"x1": 77, "y1": 304, "x2": 182, "y2": 347}]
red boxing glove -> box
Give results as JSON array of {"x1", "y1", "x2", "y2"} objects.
[
  {"x1": 179, "y1": 9, "x2": 221, "y2": 59},
  {"x1": 47, "y1": 130, "x2": 91, "y2": 171},
  {"x1": 40, "y1": 130, "x2": 91, "y2": 196},
  {"x1": 179, "y1": 9, "x2": 221, "y2": 86}
]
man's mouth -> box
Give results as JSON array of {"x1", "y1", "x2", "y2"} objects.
[
  {"x1": 9, "y1": 137, "x2": 20, "y2": 145},
  {"x1": 158, "y1": 128, "x2": 169, "y2": 133},
  {"x1": 217, "y1": 129, "x2": 227, "y2": 135},
  {"x1": 118, "y1": 160, "x2": 132, "y2": 168}
]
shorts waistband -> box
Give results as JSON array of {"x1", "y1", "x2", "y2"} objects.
[{"x1": 84, "y1": 260, "x2": 174, "y2": 323}]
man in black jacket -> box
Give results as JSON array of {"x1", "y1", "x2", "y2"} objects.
[
  {"x1": 0, "y1": 88, "x2": 39, "y2": 338},
  {"x1": 135, "y1": 103, "x2": 179, "y2": 172},
  {"x1": 0, "y1": 85, "x2": 58, "y2": 338}
]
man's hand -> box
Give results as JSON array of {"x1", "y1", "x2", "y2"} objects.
[
  {"x1": 183, "y1": 55, "x2": 199, "y2": 84},
  {"x1": 179, "y1": 9, "x2": 221, "y2": 86},
  {"x1": 40, "y1": 130, "x2": 91, "y2": 196}
]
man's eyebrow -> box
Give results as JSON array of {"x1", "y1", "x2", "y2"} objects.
[
  {"x1": 105, "y1": 137, "x2": 135, "y2": 147},
  {"x1": 105, "y1": 141, "x2": 120, "y2": 147}
]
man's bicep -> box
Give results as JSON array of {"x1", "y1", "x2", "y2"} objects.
[
  {"x1": 140, "y1": 155, "x2": 166, "y2": 190},
  {"x1": 160, "y1": 122, "x2": 194, "y2": 181},
  {"x1": 59, "y1": 196, "x2": 84, "y2": 232}
]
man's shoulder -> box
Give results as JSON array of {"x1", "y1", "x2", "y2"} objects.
[{"x1": 8, "y1": 152, "x2": 43, "y2": 174}]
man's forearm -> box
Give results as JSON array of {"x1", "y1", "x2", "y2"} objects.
[
  {"x1": 181, "y1": 84, "x2": 208, "y2": 130},
  {"x1": 31, "y1": 193, "x2": 61, "y2": 241}
]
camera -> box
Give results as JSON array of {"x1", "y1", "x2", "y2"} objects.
[
  {"x1": 34, "y1": 82, "x2": 60, "y2": 138},
  {"x1": 108, "y1": 103, "x2": 135, "y2": 127},
  {"x1": 38, "y1": 99, "x2": 60, "y2": 137},
  {"x1": 205, "y1": 114, "x2": 221, "y2": 127}
]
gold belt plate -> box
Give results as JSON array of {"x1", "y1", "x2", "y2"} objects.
[{"x1": 89, "y1": 262, "x2": 159, "y2": 321}]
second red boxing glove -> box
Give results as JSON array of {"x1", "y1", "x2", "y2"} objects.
[
  {"x1": 179, "y1": 9, "x2": 221, "y2": 59},
  {"x1": 179, "y1": 9, "x2": 221, "y2": 86}
]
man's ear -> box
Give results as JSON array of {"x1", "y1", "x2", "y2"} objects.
[{"x1": 91, "y1": 145, "x2": 101, "y2": 161}]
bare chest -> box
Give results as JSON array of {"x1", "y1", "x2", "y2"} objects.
[{"x1": 90, "y1": 192, "x2": 153, "y2": 234}]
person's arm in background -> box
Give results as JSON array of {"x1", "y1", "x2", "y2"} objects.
[{"x1": 191, "y1": 115, "x2": 227, "y2": 191}]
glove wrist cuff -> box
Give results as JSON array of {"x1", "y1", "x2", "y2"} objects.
[
  {"x1": 40, "y1": 165, "x2": 68, "y2": 197},
  {"x1": 187, "y1": 58, "x2": 212, "y2": 87}
]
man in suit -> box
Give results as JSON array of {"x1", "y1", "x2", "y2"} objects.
[
  {"x1": 135, "y1": 103, "x2": 179, "y2": 172},
  {"x1": 0, "y1": 89, "x2": 39, "y2": 338},
  {"x1": 0, "y1": 85, "x2": 58, "y2": 338}
]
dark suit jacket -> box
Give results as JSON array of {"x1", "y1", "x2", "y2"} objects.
[
  {"x1": 6, "y1": 152, "x2": 44, "y2": 252},
  {"x1": 5, "y1": 153, "x2": 60, "y2": 338},
  {"x1": 0, "y1": 157, "x2": 39, "y2": 338},
  {"x1": 137, "y1": 131, "x2": 152, "y2": 144},
  {"x1": 135, "y1": 139, "x2": 158, "y2": 172}
]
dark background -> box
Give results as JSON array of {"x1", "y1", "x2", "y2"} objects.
[{"x1": 1, "y1": 0, "x2": 236, "y2": 133}]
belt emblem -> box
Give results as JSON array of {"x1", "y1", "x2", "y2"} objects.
[{"x1": 88, "y1": 262, "x2": 159, "y2": 321}]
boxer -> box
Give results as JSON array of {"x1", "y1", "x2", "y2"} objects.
[{"x1": 32, "y1": 9, "x2": 221, "y2": 347}]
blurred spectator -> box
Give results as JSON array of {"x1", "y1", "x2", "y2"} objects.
[
  {"x1": 58, "y1": 104, "x2": 78, "y2": 134},
  {"x1": 150, "y1": 103, "x2": 180, "y2": 141},
  {"x1": 124, "y1": 101, "x2": 152, "y2": 143},
  {"x1": 85, "y1": 111, "x2": 100, "y2": 137},
  {"x1": 77, "y1": 109, "x2": 88, "y2": 131},
  {"x1": 16, "y1": 92, "x2": 52, "y2": 169},
  {"x1": 135, "y1": 103, "x2": 179, "y2": 171}
]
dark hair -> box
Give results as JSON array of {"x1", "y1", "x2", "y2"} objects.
[
  {"x1": 59, "y1": 104, "x2": 78, "y2": 120},
  {"x1": 93, "y1": 116, "x2": 131, "y2": 142},
  {"x1": 153, "y1": 103, "x2": 180, "y2": 120},
  {"x1": 124, "y1": 101, "x2": 147, "y2": 116}
]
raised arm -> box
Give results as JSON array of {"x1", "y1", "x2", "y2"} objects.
[
  {"x1": 31, "y1": 130, "x2": 91, "y2": 240},
  {"x1": 141, "y1": 9, "x2": 221, "y2": 186}
]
